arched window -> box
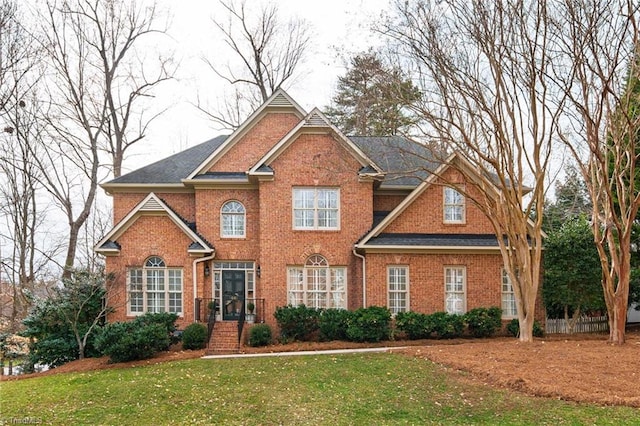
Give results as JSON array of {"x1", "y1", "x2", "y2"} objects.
[
  {"x1": 128, "y1": 256, "x2": 183, "y2": 316},
  {"x1": 221, "y1": 200, "x2": 246, "y2": 237},
  {"x1": 287, "y1": 254, "x2": 346, "y2": 309}
]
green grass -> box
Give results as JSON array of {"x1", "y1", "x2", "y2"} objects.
[{"x1": 1, "y1": 353, "x2": 638, "y2": 425}]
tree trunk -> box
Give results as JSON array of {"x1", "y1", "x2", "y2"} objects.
[
  {"x1": 518, "y1": 314, "x2": 534, "y2": 342},
  {"x1": 609, "y1": 294, "x2": 628, "y2": 344}
]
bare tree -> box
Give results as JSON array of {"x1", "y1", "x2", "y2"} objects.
[
  {"x1": 384, "y1": 0, "x2": 563, "y2": 342},
  {"x1": 199, "y1": 0, "x2": 310, "y2": 129},
  {"x1": 64, "y1": 0, "x2": 176, "y2": 178},
  {"x1": 29, "y1": 0, "x2": 173, "y2": 278},
  {"x1": 0, "y1": 0, "x2": 61, "y2": 331},
  {"x1": 552, "y1": 1, "x2": 639, "y2": 344}
]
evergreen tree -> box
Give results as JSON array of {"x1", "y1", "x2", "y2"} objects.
[
  {"x1": 325, "y1": 52, "x2": 421, "y2": 136},
  {"x1": 21, "y1": 270, "x2": 111, "y2": 367},
  {"x1": 543, "y1": 216, "x2": 605, "y2": 331}
]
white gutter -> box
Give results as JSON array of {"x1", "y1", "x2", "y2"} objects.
[
  {"x1": 352, "y1": 248, "x2": 367, "y2": 308},
  {"x1": 193, "y1": 253, "x2": 215, "y2": 322}
]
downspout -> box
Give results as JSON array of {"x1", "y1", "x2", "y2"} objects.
[
  {"x1": 353, "y1": 247, "x2": 366, "y2": 308},
  {"x1": 193, "y1": 252, "x2": 215, "y2": 322}
]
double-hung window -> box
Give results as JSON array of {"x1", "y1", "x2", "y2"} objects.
[
  {"x1": 445, "y1": 266, "x2": 466, "y2": 314},
  {"x1": 287, "y1": 255, "x2": 346, "y2": 309},
  {"x1": 221, "y1": 200, "x2": 246, "y2": 238},
  {"x1": 128, "y1": 256, "x2": 183, "y2": 316},
  {"x1": 388, "y1": 266, "x2": 409, "y2": 314},
  {"x1": 444, "y1": 186, "x2": 465, "y2": 223},
  {"x1": 501, "y1": 269, "x2": 518, "y2": 318},
  {"x1": 293, "y1": 188, "x2": 339, "y2": 230}
]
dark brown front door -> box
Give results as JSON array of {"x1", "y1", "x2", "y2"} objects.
[{"x1": 222, "y1": 270, "x2": 245, "y2": 321}]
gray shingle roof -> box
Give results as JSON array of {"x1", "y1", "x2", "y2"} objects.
[
  {"x1": 365, "y1": 233, "x2": 501, "y2": 247},
  {"x1": 350, "y1": 136, "x2": 441, "y2": 188},
  {"x1": 106, "y1": 135, "x2": 229, "y2": 184},
  {"x1": 105, "y1": 134, "x2": 441, "y2": 188}
]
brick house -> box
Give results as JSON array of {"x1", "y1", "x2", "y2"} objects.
[{"x1": 95, "y1": 89, "x2": 540, "y2": 346}]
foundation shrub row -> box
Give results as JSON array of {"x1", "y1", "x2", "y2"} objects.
[{"x1": 266, "y1": 305, "x2": 512, "y2": 347}]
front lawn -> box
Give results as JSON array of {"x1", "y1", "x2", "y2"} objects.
[{"x1": 1, "y1": 353, "x2": 637, "y2": 425}]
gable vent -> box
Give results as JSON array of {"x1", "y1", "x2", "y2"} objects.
[
  {"x1": 270, "y1": 93, "x2": 293, "y2": 107},
  {"x1": 304, "y1": 111, "x2": 328, "y2": 127},
  {"x1": 141, "y1": 197, "x2": 164, "y2": 211}
]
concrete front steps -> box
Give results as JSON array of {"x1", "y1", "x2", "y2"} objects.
[{"x1": 206, "y1": 321, "x2": 243, "y2": 354}]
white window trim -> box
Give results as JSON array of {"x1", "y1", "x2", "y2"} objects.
[
  {"x1": 220, "y1": 200, "x2": 246, "y2": 238},
  {"x1": 501, "y1": 269, "x2": 518, "y2": 319},
  {"x1": 444, "y1": 266, "x2": 466, "y2": 314},
  {"x1": 292, "y1": 187, "x2": 340, "y2": 231},
  {"x1": 127, "y1": 257, "x2": 183, "y2": 316},
  {"x1": 443, "y1": 186, "x2": 465, "y2": 224},
  {"x1": 387, "y1": 266, "x2": 409, "y2": 315}
]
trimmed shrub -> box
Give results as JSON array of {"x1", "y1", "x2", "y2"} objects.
[
  {"x1": 346, "y1": 306, "x2": 392, "y2": 343},
  {"x1": 319, "y1": 308, "x2": 352, "y2": 341},
  {"x1": 134, "y1": 312, "x2": 180, "y2": 347},
  {"x1": 274, "y1": 305, "x2": 320, "y2": 342},
  {"x1": 507, "y1": 318, "x2": 544, "y2": 338},
  {"x1": 464, "y1": 307, "x2": 503, "y2": 338},
  {"x1": 430, "y1": 312, "x2": 465, "y2": 339},
  {"x1": 248, "y1": 324, "x2": 273, "y2": 347},
  {"x1": 95, "y1": 321, "x2": 170, "y2": 363},
  {"x1": 182, "y1": 323, "x2": 208, "y2": 350},
  {"x1": 395, "y1": 311, "x2": 434, "y2": 340},
  {"x1": 95, "y1": 313, "x2": 178, "y2": 363}
]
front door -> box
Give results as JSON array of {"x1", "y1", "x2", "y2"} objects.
[{"x1": 222, "y1": 270, "x2": 245, "y2": 321}]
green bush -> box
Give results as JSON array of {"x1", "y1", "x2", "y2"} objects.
[
  {"x1": 182, "y1": 323, "x2": 208, "y2": 350},
  {"x1": 95, "y1": 313, "x2": 178, "y2": 363},
  {"x1": 430, "y1": 312, "x2": 465, "y2": 339},
  {"x1": 133, "y1": 312, "x2": 179, "y2": 347},
  {"x1": 319, "y1": 309, "x2": 352, "y2": 341},
  {"x1": 346, "y1": 306, "x2": 392, "y2": 343},
  {"x1": 274, "y1": 305, "x2": 320, "y2": 342},
  {"x1": 507, "y1": 319, "x2": 544, "y2": 338},
  {"x1": 248, "y1": 324, "x2": 273, "y2": 347},
  {"x1": 95, "y1": 321, "x2": 170, "y2": 363},
  {"x1": 464, "y1": 307, "x2": 503, "y2": 338},
  {"x1": 395, "y1": 311, "x2": 434, "y2": 340}
]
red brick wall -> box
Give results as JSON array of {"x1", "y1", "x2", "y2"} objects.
[
  {"x1": 373, "y1": 193, "x2": 408, "y2": 212},
  {"x1": 105, "y1": 215, "x2": 200, "y2": 330},
  {"x1": 209, "y1": 112, "x2": 300, "y2": 172},
  {"x1": 384, "y1": 168, "x2": 495, "y2": 234},
  {"x1": 257, "y1": 132, "x2": 374, "y2": 325},
  {"x1": 364, "y1": 252, "x2": 545, "y2": 322}
]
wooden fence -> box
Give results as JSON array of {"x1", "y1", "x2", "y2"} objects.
[{"x1": 545, "y1": 315, "x2": 609, "y2": 334}]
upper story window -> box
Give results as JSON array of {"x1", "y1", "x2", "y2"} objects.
[
  {"x1": 128, "y1": 256, "x2": 183, "y2": 316},
  {"x1": 443, "y1": 186, "x2": 465, "y2": 223},
  {"x1": 293, "y1": 188, "x2": 339, "y2": 230},
  {"x1": 221, "y1": 200, "x2": 246, "y2": 238}
]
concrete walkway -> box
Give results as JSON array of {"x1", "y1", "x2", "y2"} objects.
[{"x1": 202, "y1": 346, "x2": 407, "y2": 360}]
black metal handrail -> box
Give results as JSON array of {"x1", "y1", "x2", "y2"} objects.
[{"x1": 197, "y1": 297, "x2": 265, "y2": 324}]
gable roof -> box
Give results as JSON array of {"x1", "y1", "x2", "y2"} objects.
[
  {"x1": 102, "y1": 135, "x2": 228, "y2": 190},
  {"x1": 357, "y1": 153, "x2": 456, "y2": 247},
  {"x1": 349, "y1": 136, "x2": 440, "y2": 189},
  {"x1": 248, "y1": 108, "x2": 384, "y2": 177},
  {"x1": 94, "y1": 193, "x2": 214, "y2": 256},
  {"x1": 187, "y1": 89, "x2": 307, "y2": 179}
]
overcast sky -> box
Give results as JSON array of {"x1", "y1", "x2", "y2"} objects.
[{"x1": 125, "y1": 0, "x2": 392, "y2": 173}]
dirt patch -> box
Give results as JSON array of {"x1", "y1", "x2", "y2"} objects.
[{"x1": 3, "y1": 332, "x2": 639, "y2": 408}]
